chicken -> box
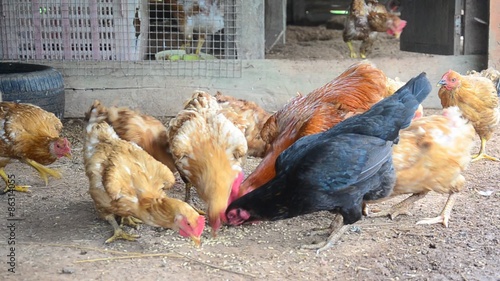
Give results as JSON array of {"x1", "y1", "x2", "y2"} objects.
[
  {"x1": 167, "y1": 91, "x2": 247, "y2": 236},
  {"x1": 166, "y1": 0, "x2": 224, "y2": 56},
  {"x1": 343, "y1": 0, "x2": 407, "y2": 58},
  {"x1": 367, "y1": 106, "x2": 475, "y2": 227},
  {"x1": 214, "y1": 91, "x2": 272, "y2": 158},
  {"x1": 237, "y1": 61, "x2": 389, "y2": 199},
  {"x1": 83, "y1": 105, "x2": 205, "y2": 245},
  {"x1": 0, "y1": 102, "x2": 71, "y2": 194},
  {"x1": 225, "y1": 73, "x2": 431, "y2": 253},
  {"x1": 437, "y1": 69, "x2": 500, "y2": 162},
  {"x1": 466, "y1": 67, "x2": 500, "y2": 94},
  {"x1": 85, "y1": 100, "x2": 176, "y2": 173},
  {"x1": 386, "y1": 76, "x2": 424, "y2": 118}
]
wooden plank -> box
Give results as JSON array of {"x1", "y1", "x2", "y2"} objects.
[
  {"x1": 464, "y1": 0, "x2": 489, "y2": 55},
  {"x1": 400, "y1": 0, "x2": 462, "y2": 55},
  {"x1": 265, "y1": 0, "x2": 286, "y2": 52}
]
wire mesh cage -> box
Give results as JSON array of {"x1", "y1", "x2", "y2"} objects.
[{"x1": 0, "y1": 0, "x2": 241, "y2": 77}]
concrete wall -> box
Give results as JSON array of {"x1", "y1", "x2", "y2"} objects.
[{"x1": 50, "y1": 55, "x2": 485, "y2": 118}]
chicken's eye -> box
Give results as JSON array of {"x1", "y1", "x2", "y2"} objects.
[{"x1": 451, "y1": 78, "x2": 456, "y2": 82}]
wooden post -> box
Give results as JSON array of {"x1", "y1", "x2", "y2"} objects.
[{"x1": 265, "y1": 0, "x2": 286, "y2": 52}]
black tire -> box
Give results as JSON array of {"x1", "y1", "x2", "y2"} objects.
[{"x1": 0, "y1": 62, "x2": 65, "y2": 119}]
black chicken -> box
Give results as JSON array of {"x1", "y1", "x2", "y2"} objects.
[{"x1": 225, "y1": 72, "x2": 432, "y2": 253}]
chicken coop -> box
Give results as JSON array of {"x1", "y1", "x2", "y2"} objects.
[{"x1": 0, "y1": 0, "x2": 244, "y2": 77}]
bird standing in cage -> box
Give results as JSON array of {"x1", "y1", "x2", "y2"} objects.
[{"x1": 164, "y1": 0, "x2": 225, "y2": 57}]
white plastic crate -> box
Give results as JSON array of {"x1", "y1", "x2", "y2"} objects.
[{"x1": 0, "y1": 0, "x2": 146, "y2": 61}]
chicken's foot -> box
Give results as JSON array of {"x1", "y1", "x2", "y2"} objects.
[
  {"x1": 0, "y1": 168, "x2": 31, "y2": 194},
  {"x1": 105, "y1": 215, "x2": 140, "y2": 243},
  {"x1": 301, "y1": 214, "x2": 349, "y2": 254},
  {"x1": 471, "y1": 138, "x2": 499, "y2": 162},
  {"x1": 306, "y1": 213, "x2": 342, "y2": 236},
  {"x1": 24, "y1": 159, "x2": 61, "y2": 185},
  {"x1": 416, "y1": 192, "x2": 457, "y2": 227},
  {"x1": 195, "y1": 35, "x2": 206, "y2": 55},
  {"x1": 370, "y1": 192, "x2": 428, "y2": 220},
  {"x1": 302, "y1": 225, "x2": 350, "y2": 255},
  {"x1": 120, "y1": 216, "x2": 143, "y2": 229},
  {"x1": 346, "y1": 41, "x2": 358, "y2": 58}
]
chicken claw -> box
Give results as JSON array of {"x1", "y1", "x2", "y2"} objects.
[
  {"x1": 0, "y1": 169, "x2": 31, "y2": 194},
  {"x1": 105, "y1": 228, "x2": 140, "y2": 244},
  {"x1": 471, "y1": 138, "x2": 499, "y2": 162},
  {"x1": 370, "y1": 192, "x2": 428, "y2": 220},
  {"x1": 346, "y1": 41, "x2": 358, "y2": 58},
  {"x1": 416, "y1": 193, "x2": 457, "y2": 228},
  {"x1": 105, "y1": 215, "x2": 140, "y2": 243},
  {"x1": 120, "y1": 216, "x2": 143, "y2": 229},
  {"x1": 301, "y1": 214, "x2": 349, "y2": 254},
  {"x1": 24, "y1": 159, "x2": 62, "y2": 185}
]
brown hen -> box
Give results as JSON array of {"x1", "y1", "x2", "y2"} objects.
[
  {"x1": 0, "y1": 102, "x2": 71, "y2": 194},
  {"x1": 84, "y1": 106, "x2": 205, "y2": 245},
  {"x1": 168, "y1": 91, "x2": 247, "y2": 236},
  {"x1": 215, "y1": 91, "x2": 271, "y2": 158},
  {"x1": 438, "y1": 69, "x2": 499, "y2": 161},
  {"x1": 368, "y1": 107, "x2": 476, "y2": 227}
]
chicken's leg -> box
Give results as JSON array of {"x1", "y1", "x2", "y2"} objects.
[
  {"x1": 23, "y1": 159, "x2": 62, "y2": 185},
  {"x1": 195, "y1": 35, "x2": 206, "y2": 55},
  {"x1": 370, "y1": 192, "x2": 428, "y2": 220},
  {"x1": 0, "y1": 168, "x2": 31, "y2": 194},
  {"x1": 182, "y1": 180, "x2": 206, "y2": 215},
  {"x1": 471, "y1": 137, "x2": 499, "y2": 162},
  {"x1": 346, "y1": 41, "x2": 358, "y2": 58},
  {"x1": 416, "y1": 192, "x2": 458, "y2": 227},
  {"x1": 301, "y1": 214, "x2": 349, "y2": 254},
  {"x1": 105, "y1": 215, "x2": 140, "y2": 243},
  {"x1": 120, "y1": 216, "x2": 143, "y2": 229}
]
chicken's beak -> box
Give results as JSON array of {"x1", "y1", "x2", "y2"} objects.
[
  {"x1": 191, "y1": 235, "x2": 201, "y2": 247},
  {"x1": 64, "y1": 152, "x2": 72, "y2": 159},
  {"x1": 394, "y1": 32, "x2": 401, "y2": 39},
  {"x1": 437, "y1": 79, "x2": 446, "y2": 87}
]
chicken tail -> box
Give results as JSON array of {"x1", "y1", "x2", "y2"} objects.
[
  {"x1": 330, "y1": 72, "x2": 431, "y2": 142},
  {"x1": 85, "y1": 100, "x2": 119, "y2": 142},
  {"x1": 84, "y1": 100, "x2": 108, "y2": 123}
]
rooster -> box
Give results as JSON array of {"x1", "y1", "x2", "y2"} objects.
[
  {"x1": 0, "y1": 102, "x2": 71, "y2": 194},
  {"x1": 343, "y1": 0, "x2": 407, "y2": 58},
  {"x1": 84, "y1": 106, "x2": 205, "y2": 245},
  {"x1": 367, "y1": 106, "x2": 476, "y2": 227},
  {"x1": 437, "y1": 69, "x2": 499, "y2": 162},
  {"x1": 226, "y1": 73, "x2": 431, "y2": 253},
  {"x1": 237, "y1": 61, "x2": 390, "y2": 200},
  {"x1": 167, "y1": 91, "x2": 247, "y2": 236}
]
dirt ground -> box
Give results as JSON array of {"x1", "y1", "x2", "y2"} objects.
[
  {"x1": 266, "y1": 25, "x2": 432, "y2": 60},
  {"x1": 1, "y1": 26, "x2": 499, "y2": 281}
]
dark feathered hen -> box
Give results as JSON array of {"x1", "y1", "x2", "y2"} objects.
[{"x1": 225, "y1": 72, "x2": 431, "y2": 253}]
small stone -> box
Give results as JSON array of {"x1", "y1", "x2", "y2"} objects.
[{"x1": 61, "y1": 267, "x2": 75, "y2": 274}]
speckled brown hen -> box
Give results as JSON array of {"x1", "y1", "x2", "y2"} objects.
[{"x1": 343, "y1": 0, "x2": 407, "y2": 58}]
